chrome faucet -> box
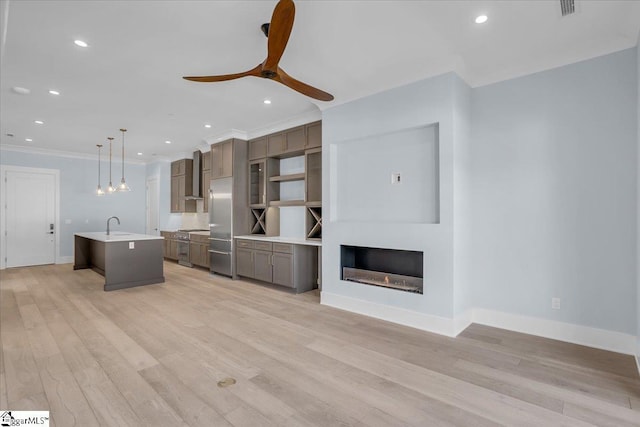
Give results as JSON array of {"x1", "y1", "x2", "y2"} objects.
[{"x1": 106, "y1": 216, "x2": 120, "y2": 235}]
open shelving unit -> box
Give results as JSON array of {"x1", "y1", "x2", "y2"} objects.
[
  {"x1": 250, "y1": 208, "x2": 266, "y2": 234},
  {"x1": 247, "y1": 124, "x2": 322, "y2": 240},
  {"x1": 269, "y1": 173, "x2": 305, "y2": 182}
]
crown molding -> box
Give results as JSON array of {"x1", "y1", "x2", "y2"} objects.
[
  {"x1": 245, "y1": 110, "x2": 322, "y2": 140},
  {"x1": 205, "y1": 128, "x2": 249, "y2": 145},
  {"x1": 0, "y1": 143, "x2": 147, "y2": 165}
]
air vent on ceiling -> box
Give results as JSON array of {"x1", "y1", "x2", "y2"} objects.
[{"x1": 560, "y1": 0, "x2": 575, "y2": 16}]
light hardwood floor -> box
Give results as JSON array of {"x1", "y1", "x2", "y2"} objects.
[{"x1": 1, "y1": 262, "x2": 639, "y2": 426}]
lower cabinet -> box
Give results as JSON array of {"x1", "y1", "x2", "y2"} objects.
[
  {"x1": 161, "y1": 232, "x2": 178, "y2": 260},
  {"x1": 234, "y1": 239, "x2": 317, "y2": 293},
  {"x1": 190, "y1": 234, "x2": 210, "y2": 268}
]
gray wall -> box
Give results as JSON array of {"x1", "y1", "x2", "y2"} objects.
[
  {"x1": 1, "y1": 150, "x2": 147, "y2": 257},
  {"x1": 637, "y1": 39, "x2": 640, "y2": 357},
  {"x1": 471, "y1": 48, "x2": 638, "y2": 335}
]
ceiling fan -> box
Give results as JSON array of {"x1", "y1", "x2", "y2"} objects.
[{"x1": 183, "y1": 0, "x2": 334, "y2": 102}]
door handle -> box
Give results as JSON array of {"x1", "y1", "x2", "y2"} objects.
[
  {"x1": 208, "y1": 249, "x2": 229, "y2": 255},
  {"x1": 208, "y1": 237, "x2": 230, "y2": 242}
]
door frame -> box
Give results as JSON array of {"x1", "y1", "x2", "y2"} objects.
[
  {"x1": 0, "y1": 165, "x2": 61, "y2": 270},
  {"x1": 146, "y1": 175, "x2": 160, "y2": 235}
]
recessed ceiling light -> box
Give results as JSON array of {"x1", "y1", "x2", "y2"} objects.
[
  {"x1": 48, "y1": 90, "x2": 60, "y2": 95},
  {"x1": 34, "y1": 120, "x2": 44, "y2": 125},
  {"x1": 25, "y1": 138, "x2": 33, "y2": 142},
  {"x1": 137, "y1": 152, "x2": 143, "y2": 156},
  {"x1": 12, "y1": 87, "x2": 30, "y2": 95},
  {"x1": 204, "y1": 124, "x2": 212, "y2": 128},
  {"x1": 74, "y1": 40, "x2": 88, "y2": 47},
  {"x1": 165, "y1": 140, "x2": 171, "y2": 144},
  {"x1": 475, "y1": 15, "x2": 488, "y2": 24},
  {"x1": 263, "y1": 99, "x2": 271, "y2": 105}
]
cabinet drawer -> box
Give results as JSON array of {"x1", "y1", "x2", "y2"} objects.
[
  {"x1": 236, "y1": 239, "x2": 254, "y2": 249},
  {"x1": 272, "y1": 243, "x2": 293, "y2": 254},
  {"x1": 190, "y1": 234, "x2": 209, "y2": 243},
  {"x1": 254, "y1": 241, "x2": 273, "y2": 251}
]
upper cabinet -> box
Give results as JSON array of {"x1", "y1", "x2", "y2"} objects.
[
  {"x1": 306, "y1": 121, "x2": 322, "y2": 149},
  {"x1": 202, "y1": 151, "x2": 211, "y2": 213},
  {"x1": 256, "y1": 122, "x2": 322, "y2": 159},
  {"x1": 211, "y1": 139, "x2": 234, "y2": 179},
  {"x1": 249, "y1": 137, "x2": 267, "y2": 160},
  {"x1": 170, "y1": 159, "x2": 196, "y2": 213},
  {"x1": 171, "y1": 159, "x2": 188, "y2": 177}
]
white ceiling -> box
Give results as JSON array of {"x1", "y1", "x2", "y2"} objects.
[{"x1": 1, "y1": 0, "x2": 638, "y2": 160}]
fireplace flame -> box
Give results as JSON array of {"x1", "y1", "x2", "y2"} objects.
[{"x1": 384, "y1": 275, "x2": 390, "y2": 284}]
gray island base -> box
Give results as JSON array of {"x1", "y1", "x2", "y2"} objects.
[{"x1": 74, "y1": 232, "x2": 165, "y2": 291}]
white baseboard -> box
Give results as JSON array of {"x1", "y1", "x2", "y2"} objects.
[
  {"x1": 321, "y1": 291, "x2": 467, "y2": 337},
  {"x1": 56, "y1": 256, "x2": 73, "y2": 264},
  {"x1": 320, "y1": 292, "x2": 637, "y2": 356},
  {"x1": 471, "y1": 308, "x2": 636, "y2": 355}
]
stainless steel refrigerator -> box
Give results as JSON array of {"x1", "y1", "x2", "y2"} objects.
[{"x1": 209, "y1": 177, "x2": 234, "y2": 276}]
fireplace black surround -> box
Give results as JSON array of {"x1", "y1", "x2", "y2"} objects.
[{"x1": 340, "y1": 245, "x2": 423, "y2": 294}]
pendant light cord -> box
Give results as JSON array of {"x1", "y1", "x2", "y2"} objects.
[{"x1": 120, "y1": 129, "x2": 126, "y2": 180}]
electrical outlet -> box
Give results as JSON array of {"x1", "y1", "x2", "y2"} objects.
[
  {"x1": 129, "y1": 242, "x2": 135, "y2": 249},
  {"x1": 391, "y1": 173, "x2": 401, "y2": 184},
  {"x1": 551, "y1": 297, "x2": 561, "y2": 310}
]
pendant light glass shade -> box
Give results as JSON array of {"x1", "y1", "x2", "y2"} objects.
[
  {"x1": 96, "y1": 144, "x2": 105, "y2": 196},
  {"x1": 116, "y1": 128, "x2": 131, "y2": 192},
  {"x1": 106, "y1": 137, "x2": 116, "y2": 193}
]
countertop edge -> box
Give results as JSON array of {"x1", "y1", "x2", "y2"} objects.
[{"x1": 235, "y1": 235, "x2": 322, "y2": 247}]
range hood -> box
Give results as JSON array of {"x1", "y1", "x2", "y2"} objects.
[{"x1": 185, "y1": 151, "x2": 203, "y2": 200}]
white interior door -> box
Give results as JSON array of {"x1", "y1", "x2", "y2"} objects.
[
  {"x1": 5, "y1": 169, "x2": 57, "y2": 267},
  {"x1": 146, "y1": 176, "x2": 159, "y2": 235}
]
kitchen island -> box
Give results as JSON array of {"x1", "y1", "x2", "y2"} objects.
[{"x1": 74, "y1": 232, "x2": 164, "y2": 291}]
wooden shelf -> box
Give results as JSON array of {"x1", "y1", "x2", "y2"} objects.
[
  {"x1": 270, "y1": 200, "x2": 305, "y2": 207},
  {"x1": 269, "y1": 173, "x2": 305, "y2": 182},
  {"x1": 249, "y1": 203, "x2": 267, "y2": 209},
  {"x1": 305, "y1": 201, "x2": 322, "y2": 207}
]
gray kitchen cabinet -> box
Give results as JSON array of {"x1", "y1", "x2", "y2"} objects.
[
  {"x1": 249, "y1": 137, "x2": 267, "y2": 160},
  {"x1": 306, "y1": 121, "x2": 322, "y2": 149},
  {"x1": 190, "y1": 234, "x2": 210, "y2": 268},
  {"x1": 170, "y1": 159, "x2": 196, "y2": 213},
  {"x1": 171, "y1": 159, "x2": 188, "y2": 176},
  {"x1": 253, "y1": 250, "x2": 273, "y2": 283},
  {"x1": 267, "y1": 133, "x2": 285, "y2": 157},
  {"x1": 284, "y1": 126, "x2": 306, "y2": 153},
  {"x1": 161, "y1": 231, "x2": 179, "y2": 260},
  {"x1": 202, "y1": 168, "x2": 211, "y2": 213},
  {"x1": 272, "y1": 252, "x2": 293, "y2": 288},
  {"x1": 236, "y1": 248, "x2": 254, "y2": 278},
  {"x1": 211, "y1": 139, "x2": 234, "y2": 179},
  {"x1": 234, "y1": 239, "x2": 317, "y2": 293}
]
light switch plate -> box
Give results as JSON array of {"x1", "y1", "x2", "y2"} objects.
[
  {"x1": 129, "y1": 242, "x2": 135, "y2": 249},
  {"x1": 391, "y1": 173, "x2": 401, "y2": 184}
]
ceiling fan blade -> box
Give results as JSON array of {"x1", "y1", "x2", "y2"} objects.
[
  {"x1": 183, "y1": 64, "x2": 262, "y2": 83},
  {"x1": 275, "y1": 67, "x2": 334, "y2": 101},
  {"x1": 262, "y1": 0, "x2": 295, "y2": 72}
]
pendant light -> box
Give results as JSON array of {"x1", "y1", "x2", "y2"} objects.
[
  {"x1": 106, "y1": 137, "x2": 116, "y2": 193},
  {"x1": 96, "y1": 144, "x2": 105, "y2": 196},
  {"x1": 116, "y1": 128, "x2": 131, "y2": 192}
]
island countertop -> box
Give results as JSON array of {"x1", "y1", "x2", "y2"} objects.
[{"x1": 75, "y1": 232, "x2": 163, "y2": 242}]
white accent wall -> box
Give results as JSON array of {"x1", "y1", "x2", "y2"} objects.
[
  {"x1": 322, "y1": 73, "x2": 471, "y2": 332},
  {"x1": 322, "y1": 47, "x2": 638, "y2": 351}
]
